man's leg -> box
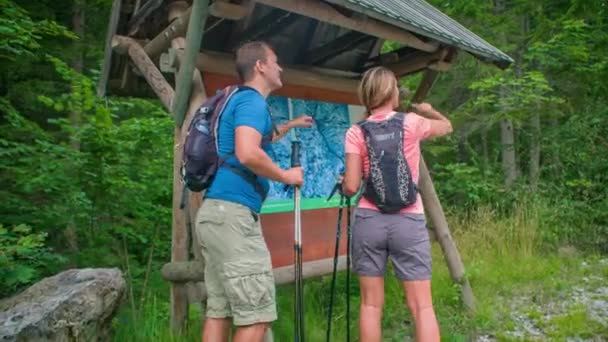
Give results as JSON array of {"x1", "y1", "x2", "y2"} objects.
[
  {"x1": 195, "y1": 200, "x2": 235, "y2": 342},
  {"x1": 233, "y1": 322, "x2": 270, "y2": 342},
  {"x1": 202, "y1": 318, "x2": 231, "y2": 342},
  {"x1": 221, "y1": 206, "x2": 277, "y2": 341},
  {"x1": 359, "y1": 276, "x2": 385, "y2": 342}
]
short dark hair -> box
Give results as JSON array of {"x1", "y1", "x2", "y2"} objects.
[{"x1": 235, "y1": 41, "x2": 273, "y2": 82}]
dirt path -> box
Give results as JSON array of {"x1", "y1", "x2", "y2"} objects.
[{"x1": 477, "y1": 258, "x2": 608, "y2": 341}]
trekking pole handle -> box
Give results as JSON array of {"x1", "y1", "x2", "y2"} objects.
[{"x1": 290, "y1": 141, "x2": 301, "y2": 168}]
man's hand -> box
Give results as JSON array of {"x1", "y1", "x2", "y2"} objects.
[
  {"x1": 272, "y1": 115, "x2": 314, "y2": 142},
  {"x1": 282, "y1": 167, "x2": 304, "y2": 187},
  {"x1": 290, "y1": 115, "x2": 314, "y2": 128}
]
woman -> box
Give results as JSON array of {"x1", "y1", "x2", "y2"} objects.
[{"x1": 342, "y1": 66, "x2": 452, "y2": 341}]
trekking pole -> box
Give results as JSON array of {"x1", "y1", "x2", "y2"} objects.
[
  {"x1": 291, "y1": 139, "x2": 305, "y2": 342},
  {"x1": 325, "y1": 192, "x2": 344, "y2": 342},
  {"x1": 345, "y1": 196, "x2": 352, "y2": 342}
]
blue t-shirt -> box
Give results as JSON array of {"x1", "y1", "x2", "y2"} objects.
[{"x1": 205, "y1": 86, "x2": 273, "y2": 213}]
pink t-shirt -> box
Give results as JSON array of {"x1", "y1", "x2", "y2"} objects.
[{"x1": 344, "y1": 111, "x2": 432, "y2": 214}]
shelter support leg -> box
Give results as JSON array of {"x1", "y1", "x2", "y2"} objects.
[{"x1": 403, "y1": 69, "x2": 476, "y2": 312}]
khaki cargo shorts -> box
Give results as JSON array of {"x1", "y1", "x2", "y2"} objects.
[{"x1": 194, "y1": 199, "x2": 277, "y2": 326}]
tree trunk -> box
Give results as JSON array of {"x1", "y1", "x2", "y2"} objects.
[
  {"x1": 495, "y1": 0, "x2": 519, "y2": 188},
  {"x1": 529, "y1": 112, "x2": 541, "y2": 190},
  {"x1": 500, "y1": 119, "x2": 518, "y2": 187},
  {"x1": 481, "y1": 125, "x2": 489, "y2": 174}
]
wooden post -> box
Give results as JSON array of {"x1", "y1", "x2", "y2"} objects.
[
  {"x1": 112, "y1": 35, "x2": 175, "y2": 112},
  {"x1": 418, "y1": 158, "x2": 476, "y2": 311},
  {"x1": 170, "y1": 131, "x2": 188, "y2": 335},
  {"x1": 97, "y1": 0, "x2": 122, "y2": 97},
  {"x1": 144, "y1": 6, "x2": 192, "y2": 59},
  {"x1": 404, "y1": 69, "x2": 477, "y2": 312},
  {"x1": 167, "y1": 2, "x2": 191, "y2": 333},
  {"x1": 179, "y1": 60, "x2": 206, "y2": 264},
  {"x1": 172, "y1": 0, "x2": 210, "y2": 127}
]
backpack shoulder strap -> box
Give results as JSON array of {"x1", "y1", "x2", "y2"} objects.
[{"x1": 394, "y1": 112, "x2": 407, "y2": 121}]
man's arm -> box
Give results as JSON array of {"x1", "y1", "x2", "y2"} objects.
[
  {"x1": 235, "y1": 126, "x2": 302, "y2": 185},
  {"x1": 271, "y1": 115, "x2": 314, "y2": 142}
]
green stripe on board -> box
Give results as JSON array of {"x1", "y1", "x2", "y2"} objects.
[{"x1": 260, "y1": 194, "x2": 359, "y2": 214}]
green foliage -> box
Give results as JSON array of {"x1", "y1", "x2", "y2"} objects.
[
  {"x1": 0, "y1": 58, "x2": 173, "y2": 292},
  {"x1": 0, "y1": 0, "x2": 76, "y2": 60},
  {"x1": 0, "y1": 224, "x2": 65, "y2": 297},
  {"x1": 465, "y1": 69, "x2": 564, "y2": 124},
  {"x1": 432, "y1": 163, "x2": 501, "y2": 208}
]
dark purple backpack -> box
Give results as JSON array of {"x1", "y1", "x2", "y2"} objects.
[
  {"x1": 181, "y1": 85, "x2": 240, "y2": 192},
  {"x1": 358, "y1": 112, "x2": 418, "y2": 213}
]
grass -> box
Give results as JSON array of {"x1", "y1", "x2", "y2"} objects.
[{"x1": 113, "y1": 202, "x2": 607, "y2": 341}]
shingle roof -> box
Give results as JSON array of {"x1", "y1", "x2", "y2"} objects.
[{"x1": 327, "y1": 0, "x2": 514, "y2": 68}]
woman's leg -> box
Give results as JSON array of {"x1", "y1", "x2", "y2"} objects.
[
  {"x1": 402, "y1": 280, "x2": 439, "y2": 342},
  {"x1": 359, "y1": 276, "x2": 385, "y2": 342},
  {"x1": 388, "y1": 213, "x2": 438, "y2": 341},
  {"x1": 351, "y1": 209, "x2": 390, "y2": 341}
]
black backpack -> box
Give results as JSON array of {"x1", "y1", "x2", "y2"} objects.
[
  {"x1": 181, "y1": 85, "x2": 267, "y2": 199},
  {"x1": 358, "y1": 112, "x2": 417, "y2": 213},
  {"x1": 181, "y1": 85, "x2": 238, "y2": 192}
]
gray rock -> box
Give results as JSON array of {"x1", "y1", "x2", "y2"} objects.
[{"x1": 0, "y1": 268, "x2": 125, "y2": 342}]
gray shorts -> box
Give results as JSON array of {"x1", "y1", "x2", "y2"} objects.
[{"x1": 351, "y1": 208, "x2": 432, "y2": 281}]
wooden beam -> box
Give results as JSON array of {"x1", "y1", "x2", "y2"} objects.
[
  {"x1": 143, "y1": 1, "x2": 245, "y2": 60},
  {"x1": 385, "y1": 49, "x2": 446, "y2": 77},
  {"x1": 256, "y1": 0, "x2": 439, "y2": 53},
  {"x1": 428, "y1": 61, "x2": 452, "y2": 72},
  {"x1": 202, "y1": 72, "x2": 360, "y2": 105},
  {"x1": 113, "y1": 36, "x2": 175, "y2": 111},
  {"x1": 403, "y1": 68, "x2": 476, "y2": 313},
  {"x1": 273, "y1": 256, "x2": 347, "y2": 285},
  {"x1": 172, "y1": 0, "x2": 210, "y2": 127},
  {"x1": 161, "y1": 256, "x2": 348, "y2": 284},
  {"x1": 209, "y1": 1, "x2": 248, "y2": 20},
  {"x1": 410, "y1": 69, "x2": 439, "y2": 104},
  {"x1": 97, "y1": 0, "x2": 122, "y2": 97},
  {"x1": 162, "y1": 261, "x2": 204, "y2": 282},
  {"x1": 143, "y1": 6, "x2": 192, "y2": 59},
  {"x1": 307, "y1": 31, "x2": 373, "y2": 65},
  {"x1": 170, "y1": 49, "x2": 361, "y2": 94}
]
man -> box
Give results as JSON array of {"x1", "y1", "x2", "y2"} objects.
[{"x1": 195, "y1": 41, "x2": 312, "y2": 342}]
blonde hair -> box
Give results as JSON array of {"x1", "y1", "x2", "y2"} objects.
[{"x1": 358, "y1": 66, "x2": 399, "y2": 116}]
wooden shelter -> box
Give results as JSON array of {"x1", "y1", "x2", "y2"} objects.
[{"x1": 99, "y1": 0, "x2": 513, "y2": 336}]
